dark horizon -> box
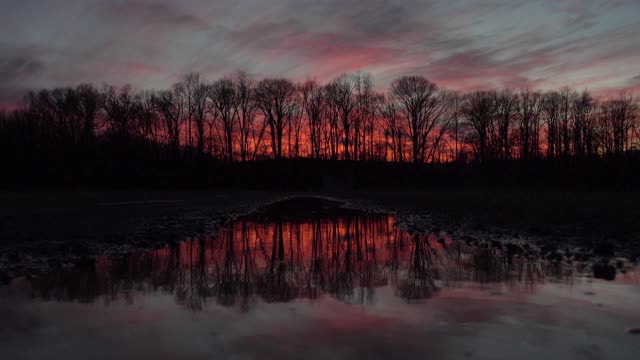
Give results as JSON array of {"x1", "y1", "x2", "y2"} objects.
[{"x1": 1, "y1": 71, "x2": 637, "y2": 167}]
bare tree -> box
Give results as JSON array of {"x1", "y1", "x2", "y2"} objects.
[
  {"x1": 254, "y1": 78, "x2": 297, "y2": 159},
  {"x1": 495, "y1": 89, "x2": 518, "y2": 160},
  {"x1": 599, "y1": 93, "x2": 638, "y2": 155},
  {"x1": 426, "y1": 90, "x2": 455, "y2": 163},
  {"x1": 134, "y1": 90, "x2": 161, "y2": 144},
  {"x1": 391, "y1": 76, "x2": 450, "y2": 164},
  {"x1": 233, "y1": 71, "x2": 258, "y2": 161},
  {"x1": 154, "y1": 84, "x2": 185, "y2": 156},
  {"x1": 354, "y1": 72, "x2": 375, "y2": 160},
  {"x1": 378, "y1": 95, "x2": 404, "y2": 162},
  {"x1": 37, "y1": 87, "x2": 86, "y2": 143},
  {"x1": 210, "y1": 78, "x2": 237, "y2": 161},
  {"x1": 571, "y1": 90, "x2": 597, "y2": 157},
  {"x1": 288, "y1": 88, "x2": 304, "y2": 158},
  {"x1": 103, "y1": 85, "x2": 139, "y2": 138},
  {"x1": 368, "y1": 93, "x2": 385, "y2": 160},
  {"x1": 461, "y1": 91, "x2": 498, "y2": 162},
  {"x1": 326, "y1": 74, "x2": 360, "y2": 160},
  {"x1": 542, "y1": 91, "x2": 562, "y2": 158},
  {"x1": 519, "y1": 90, "x2": 542, "y2": 160},
  {"x1": 74, "y1": 84, "x2": 103, "y2": 145},
  {"x1": 448, "y1": 91, "x2": 462, "y2": 162},
  {"x1": 181, "y1": 73, "x2": 211, "y2": 157},
  {"x1": 323, "y1": 85, "x2": 341, "y2": 160},
  {"x1": 300, "y1": 80, "x2": 325, "y2": 159}
]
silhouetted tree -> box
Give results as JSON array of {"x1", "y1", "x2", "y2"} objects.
[
  {"x1": 182, "y1": 73, "x2": 211, "y2": 157},
  {"x1": 599, "y1": 93, "x2": 637, "y2": 155},
  {"x1": 571, "y1": 90, "x2": 597, "y2": 157},
  {"x1": 353, "y1": 72, "x2": 375, "y2": 160},
  {"x1": 519, "y1": 90, "x2": 542, "y2": 160},
  {"x1": 288, "y1": 87, "x2": 304, "y2": 158},
  {"x1": 542, "y1": 91, "x2": 562, "y2": 158},
  {"x1": 233, "y1": 71, "x2": 258, "y2": 161},
  {"x1": 326, "y1": 74, "x2": 360, "y2": 160},
  {"x1": 391, "y1": 76, "x2": 450, "y2": 164},
  {"x1": 461, "y1": 91, "x2": 497, "y2": 162},
  {"x1": 210, "y1": 78, "x2": 236, "y2": 161},
  {"x1": 103, "y1": 85, "x2": 138, "y2": 138},
  {"x1": 74, "y1": 84, "x2": 103, "y2": 145},
  {"x1": 495, "y1": 89, "x2": 518, "y2": 160},
  {"x1": 254, "y1": 78, "x2": 297, "y2": 159},
  {"x1": 300, "y1": 79, "x2": 325, "y2": 159},
  {"x1": 154, "y1": 85, "x2": 185, "y2": 157}
]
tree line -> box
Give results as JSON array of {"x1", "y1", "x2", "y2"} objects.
[{"x1": 1, "y1": 71, "x2": 638, "y2": 166}]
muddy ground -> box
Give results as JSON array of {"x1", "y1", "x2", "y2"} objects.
[{"x1": 1, "y1": 189, "x2": 639, "y2": 280}]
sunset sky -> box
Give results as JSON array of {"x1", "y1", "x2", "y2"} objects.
[{"x1": 1, "y1": 0, "x2": 640, "y2": 107}]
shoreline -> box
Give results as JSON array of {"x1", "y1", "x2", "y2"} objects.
[{"x1": 1, "y1": 190, "x2": 638, "y2": 280}]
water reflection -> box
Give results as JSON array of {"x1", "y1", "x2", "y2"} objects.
[{"x1": 20, "y1": 213, "x2": 588, "y2": 311}]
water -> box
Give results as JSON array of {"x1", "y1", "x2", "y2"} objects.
[{"x1": 1, "y1": 200, "x2": 639, "y2": 359}]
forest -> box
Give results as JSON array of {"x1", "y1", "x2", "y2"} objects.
[{"x1": 1, "y1": 71, "x2": 638, "y2": 188}]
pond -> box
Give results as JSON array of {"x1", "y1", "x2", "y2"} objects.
[{"x1": 1, "y1": 198, "x2": 639, "y2": 359}]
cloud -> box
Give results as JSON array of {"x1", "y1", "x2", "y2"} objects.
[
  {"x1": 0, "y1": 57, "x2": 45, "y2": 83},
  {"x1": 0, "y1": 44, "x2": 50, "y2": 106},
  {"x1": 96, "y1": 0, "x2": 210, "y2": 30},
  {"x1": 0, "y1": 0, "x2": 639, "y2": 107},
  {"x1": 0, "y1": 87, "x2": 28, "y2": 109}
]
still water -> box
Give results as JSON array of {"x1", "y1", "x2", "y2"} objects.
[{"x1": 1, "y1": 200, "x2": 639, "y2": 359}]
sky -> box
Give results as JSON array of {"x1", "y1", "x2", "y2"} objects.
[{"x1": 1, "y1": 0, "x2": 640, "y2": 108}]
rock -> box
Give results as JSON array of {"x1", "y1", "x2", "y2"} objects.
[
  {"x1": 538, "y1": 227, "x2": 551, "y2": 236},
  {"x1": 541, "y1": 244, "x2": 557, "y2": 254},
  {"x1": 527, "y1": 225, "x2": 540, "y2": 233},
  {"x1": 574, "y1": 253, "x2": 590, "y2": 262},
  {"x1": 0, "y1": 271, "x2": 10, "y2": 285},
  {"x1": 593, "y1": 242, "x2": 615, "y2": 257},
  {"x1": 505, "y1": 243, "x2": 523, "y2": 255},
  {"x1": 592, "y1": 263, "x2": 616, "y2": 281},
  {"x1": 462, "y1": 235, "x2": 477, "y2": 244},
  {"x1": 74, "y1": 258, "x2": 96, "y2": 269},
  {"x1": 545, "y1": 252, "x2": 561, "y2": 261}
]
